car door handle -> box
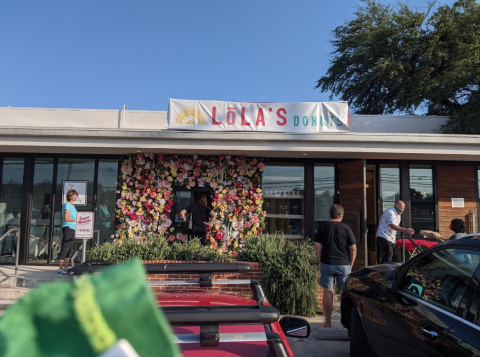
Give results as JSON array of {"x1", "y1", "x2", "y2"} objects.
[{"x1": 420, "y1": 327, "x2": 438, "y2": 340}]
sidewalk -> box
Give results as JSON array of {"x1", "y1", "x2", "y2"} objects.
[
  {"x1": 0, "y1": 265, "x2": 67, "y2": 287},
  {"x1": 286, "y1": 311, "x2": 350, "y2": 357}
]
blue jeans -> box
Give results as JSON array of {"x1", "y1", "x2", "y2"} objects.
[{"x1": 320, "y1": 263, "x2": 351, "y2": 290}]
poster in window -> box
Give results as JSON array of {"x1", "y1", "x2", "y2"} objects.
[
  {"x1": 315, "y1": 191, "x2": 334, "y2": 221},
  {"x1": 62, "y1": 181, "x2": 88, "y2": 206}
]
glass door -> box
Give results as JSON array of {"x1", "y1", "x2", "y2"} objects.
[
  {"x1": 0, "y1": 158, "x2": 25, "y2": 263},
  {"x1": 27, "y1": 158, "x2": 54, "y2": 263}
]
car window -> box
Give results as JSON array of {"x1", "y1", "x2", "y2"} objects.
[
  {"x1": 468, "y1": 285, "x2": 480, "y2": 327},
  {"x1": 401, "y1": 248, "x2": 480, "y2": 314}
]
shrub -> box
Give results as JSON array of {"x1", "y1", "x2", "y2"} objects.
[
  {"x1": 87, "y1": 234, "x2": 319, "y2": 316},
  {"x1": 240, "y1": 235, "x2": 318, "y2": 317}
]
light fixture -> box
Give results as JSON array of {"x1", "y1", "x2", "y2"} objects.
[
  {"x1": 303, "y1": 153, "x2": 308, "y2": 156},
  {"x1": 366, "y1": 183, "x2": 370, "y2": 189},
  {"x1": 136, "y1": 150, "x2": 142, "y2": 153}
]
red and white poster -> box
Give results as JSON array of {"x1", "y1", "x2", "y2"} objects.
[
  {"x1": 167, "y1": 99, "x2": 349, "y2": 133},
  {"x1": 75, "y1": 212, "x2": 94, "y2": 239}
]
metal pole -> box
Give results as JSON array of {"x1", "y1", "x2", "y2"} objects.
[
  {"x1": 82, "y1": 240, "x2": 86, "y2": 263},
  {"x1": 15, "y1": 228, "x2": 20, "y2": 275},
  {"x1": 402, "y1": 237, "x2": 405, "y2": 263}
]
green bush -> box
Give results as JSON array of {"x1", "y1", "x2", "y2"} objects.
[
  {"x1": 87, "y1": 234, "x2": 319, "y2": 316},
  {"x1": 240, "y1": 235, "x2": 319, "y2": 317}
]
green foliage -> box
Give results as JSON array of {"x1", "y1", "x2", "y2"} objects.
[
  {"x1": 241, "y1": 235, "x2": 319, "y2": 317},
  {"x1": 87, "y1": 234, "x2": 319, "y2": 317},
  {"x1": 317, "y1": 0, "x2": 480, "y2": 133}
]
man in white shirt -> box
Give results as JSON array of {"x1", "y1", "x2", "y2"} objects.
[{"x1": 376, "y1": 200, "x2": 415, "y2": 263}]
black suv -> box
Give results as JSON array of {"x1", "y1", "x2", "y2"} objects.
[{"x1": 341, "y1": 234, "x2": 480, "y2": 357}]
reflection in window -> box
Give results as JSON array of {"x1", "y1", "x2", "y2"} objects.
[
  {"x1": 402, "y1": 248, "x2": 480, "y2": 313},
  {"x1": 410, "y1": 166, "x2": 434, "y2": 238},
  {"x1": 96, "y1": 160, "x2": 118, "y2": 245},
  {"x1": 379, "y1": 166, "x2": 400, "y2": 215},
  {"x1": 262, "y1": 165, "x2": 304, "y2": 239},
  {"x1": 314, "y1": 165, "x2": 335, "y2": 234},
  {"x1": 28, "y1": 158, "x2": 54, "y2": 263},
  {"x1": 0, "y1": 158, "x2": 24, "y2": 263}
]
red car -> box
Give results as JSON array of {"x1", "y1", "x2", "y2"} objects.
[
  {"x1": 154, "y1": 263, "x2": 311, "y2": 357},
  {"x1": 70, "y1": 262, "x2": 310, "y2": 357}
]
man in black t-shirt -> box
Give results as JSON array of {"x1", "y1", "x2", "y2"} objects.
[
  {"x1": 180, "y1": 194, "x2": 216, "y2": 245},
  {"x1": 314, "y1": 204, "x2": 357, "y2": 328}
]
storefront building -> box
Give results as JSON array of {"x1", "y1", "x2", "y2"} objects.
[{"x1": 0, "y1": 105, "x2": 479, "y2": 267}]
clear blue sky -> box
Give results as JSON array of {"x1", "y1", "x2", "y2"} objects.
[{"x1": 0, "y1": 0, "x2": 451, "y2": 111}]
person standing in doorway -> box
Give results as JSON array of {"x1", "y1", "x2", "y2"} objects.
[
  {"x1": 180, "y1": 194, "x2": 216, "y2": 245},
  {"x1": 377, "y1": 200, "x2": 415, "y2": 263},
  {"x1": 315, "y1": 204, "x2": 357, "y2": 328},
  {"x1": 57, "y1": 190, "x2": 78, "y2": 277}
]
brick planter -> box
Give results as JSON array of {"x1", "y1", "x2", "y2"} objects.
[{"x1": 143, "y1": 260, "x2": 324, "y2": 307}]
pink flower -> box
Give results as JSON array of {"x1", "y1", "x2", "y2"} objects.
[
  {"x1": 168, "y1": 235, "x2": 175, "y2": 242},
  {"x1": 176, "y1": 233, "x2": 183, "y2": 240},
  {"x1": 150, "y1": 192, "x2": 156, "y2": 198},
  {"x1": 232, "y1": 251, "x2": 238, "y2": 257},
  {"x1": 177, "y1": 173, "x2": 185, "y2": 181},
  {"x1": 257, "y1": 163, "x2": 265, "y2": 172},
  {"x1": 160, "y1": 214, "x2": 167, "y2": 221},
  {"x1": 215, "y1": 232, "x2": 222, "y2": 240},
  {"x1": 121, "y1": 207, "x2": 129, "y2": 214},
  {"x1": 245, "y1": 222, "x2": 251, "y2": 228}
]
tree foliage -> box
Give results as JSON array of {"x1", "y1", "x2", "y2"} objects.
[{"x1": 316, "y1": 0, "x2": 480, "y2": 133}]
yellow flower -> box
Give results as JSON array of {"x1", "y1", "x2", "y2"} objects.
[
  {"x1": 167, "y1": 176, "x2": 173, "y2": 182},
  {"x1": 156, "y1": 194, "x2": 162, "y2": 200},
  {"x1": 218, "y1": 194, "x2": 223, "y2": 198},
  {"x1": 121, "y1": 200, "x2": 126, "y2": 206},
  {"x1": 146, "y1": 188, "x2": 151, "y2": 193},
  {"x1": 136, "y1": 202, "x2": 142, "y2": 208},
  {"x1": 217, "y1": 249, "x2": 223, "y2": 255},
  {"x1": 128, "y1": 232, "x2": 134, "y2": 238},
  {"x1": 136, "y1": 175, "x2": 142, "y2": 180},
  {"x1": 171, "y1": 170, "x2": 177, "y2": 177},
  {"x1": 210, "y1": 245, "x2": 214, "y2": 249},
  {"x1": 210, "y1": 237, "x2": 215, "y2": 243},
  {"x1": 122, "y1": 174, "x2": 126, "y2": 180},
  {"x1": 170, "y1": 227, "x2": 175, "y2": 232},
  {"x1": 234, "y1": 241, "x2": 238, "y2": 248},
  {"x1": 122, "y1": 184, "x2": 127, "y2": 190},
  {"x1": 137, "y1": 208, "x2": 143, "y2": 214},
  {"x1": 239, "y1": 233, "x2": 244, "y2": 238},
  {"x1": 256, "y1": 188, "x2": 262, "y2": 193},
  {"x1": 133, "y1": 227, "x2": 139, "y2": 232},
  {"x1": 186, "y1": 186, "x2": 191, "y2": 190},
  {"x1": 255, "y1": 200, "x2": 261, "y2": 205},
  {"x1": 140, "y1": 196, "x2": 146, "y2": 202},
  {"x1": 222, "y1": 189, "x2": 226, "y2": 194},
  {"x1": 228, "y1": 251, "x2": 233, "y2": 256}
]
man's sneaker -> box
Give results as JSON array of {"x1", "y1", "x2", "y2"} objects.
[{"x1": 56, "y1": 269, "x2": 70, "y2": 277}]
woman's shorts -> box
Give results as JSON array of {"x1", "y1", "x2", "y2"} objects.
[{"x1": 59, "y1": 227, "x2": 75, "y2": 260}]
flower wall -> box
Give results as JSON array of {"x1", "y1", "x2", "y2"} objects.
[{"x1": 116, "y1": 153, "x2": 266, "y2": 256}]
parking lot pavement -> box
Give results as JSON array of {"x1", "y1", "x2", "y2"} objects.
[{"x1": 286, "y1": 311, "x2": 350, "y2": 357}]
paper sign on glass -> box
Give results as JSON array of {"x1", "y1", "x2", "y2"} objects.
[
  {"x1": 62, "y1": 180, "x2": 88, "y2": 206},
  {"x1": 451, "y1": 198, "x2": 465, "y2": 208}
]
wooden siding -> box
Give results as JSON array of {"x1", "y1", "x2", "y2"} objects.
[{"x1": 437, "y1": 165, "x2": 478, "y2": 237}]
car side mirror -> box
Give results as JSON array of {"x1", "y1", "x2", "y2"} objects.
[{"x1": 279, "y1": 317, "x2": 310, "y2": 338}]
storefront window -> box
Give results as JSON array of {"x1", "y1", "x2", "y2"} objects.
[
  {"x1": 0, "y1": 158, "x2": 24, "y2": 263},
  {"x1": 262, "y1": 165, "x2": 304, "y2": 239},
  {"x1": 95, "y1": 160, "x2": 118, "y2": 245},
  {"x1": 314, "y1": 165, "x2": 335, "y2": 234},
  {"x1": 52, "y1": 159, "x2": 95, "y2": 262},
  {"x1": 28, "y1": 158, "x2": 54, "y2": 263},
  {"x1": 379, "y1": 165, "x2": 400, "y2": 214},
  {"x1": 410, "y1": 165, "x2": 435, "y2": 238}
]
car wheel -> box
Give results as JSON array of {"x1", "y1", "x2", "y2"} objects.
[{"x1": 350, "y1": 307, "x2": 371, "y2": 357}]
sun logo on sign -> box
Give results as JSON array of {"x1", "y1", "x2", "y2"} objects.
[{"x1": 175, "y1": 109, "x2": 206, "y2": 125}]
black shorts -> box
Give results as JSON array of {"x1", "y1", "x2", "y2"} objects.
[{"x1": 60, "y1": 227, "x2": 75, "y2": 260}]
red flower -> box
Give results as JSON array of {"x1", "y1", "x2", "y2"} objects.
[
  {"x1": 235, "y1": 182, "x2": 241, "y2": 188},
  {"x1": 168, "y1": 200, "x2": 174, "y2": 206},
  {"x1": 216, "y1": 232, "x2": 222, "y2": 240}
]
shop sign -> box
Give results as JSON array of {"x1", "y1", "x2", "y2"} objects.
[
  {"x1": 167, "y1": 99, "x2": 349, "y2": 133},
  {"x1": 75, "y1": 212, "x2": 94, "y2": 239}
]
